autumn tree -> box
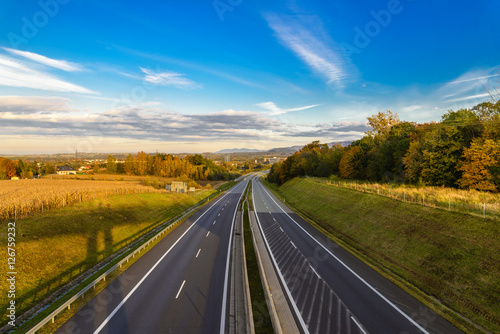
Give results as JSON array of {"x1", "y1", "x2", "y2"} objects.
[
  {"x1": 339, "y1": 145, "x2": 365, "y2": 179},
  {"x1": 458, "y1": 138, "x2": 500, "y2": 191},
  {"x1": 124, "y1": 154, "x2": 134, "y2": 175},
  {"x1": 365, "y1": 110, "x2": 401, "y2": 139},
  {"x1": 0, "y1": 157, "x2": 17, "y2": 179}
]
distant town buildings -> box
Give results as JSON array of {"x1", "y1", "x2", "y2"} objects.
[
  {"x1": 79, "y1": 165, "x2": 91, "y2": 172},
  {"x1": 56, "y1": 165, "x2": 77, "y2": 175}
]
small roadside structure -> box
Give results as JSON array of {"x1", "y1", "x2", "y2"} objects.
[
  {"x1": 166, "y1": 181, "x2": 188, "y2": 193},
  {"x1": 56, "y1": 165, "x2": 77, "y2": 175}
]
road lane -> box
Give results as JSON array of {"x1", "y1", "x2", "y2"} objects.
[
  {"x1": 252, "y1": 177, "x2": 463, "y2": 334},
  {"x1": 55, "y1": 178, "x2": 250, "y2": 334}
]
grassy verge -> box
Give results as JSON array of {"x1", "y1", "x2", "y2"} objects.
[
  {"x1": 318, "y1": 176, "x2": 500, "y2": 221},
  {"x1": 263, "y1": 177, "x2": 500, "y2": 334},
  {"x1": 243, "y1": 182, "x2": 273, "y2": 333},
  {"x1": 0, "y1": 190, "x2": 214, "y2": 325}
]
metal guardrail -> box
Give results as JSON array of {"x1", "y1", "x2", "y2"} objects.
[{"x1": 24, "y1": 194, "x2": 213, "y2": 334}]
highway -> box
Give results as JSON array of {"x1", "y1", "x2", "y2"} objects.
[
  {"x1": 251, "y1": 177, "x2": 463, "y2": 334},
  {"x1": 55, "y1": 177, "x2": 250, "y2": 334}
]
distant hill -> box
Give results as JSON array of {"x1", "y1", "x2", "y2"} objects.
[
  {"x1": 215, "y1": 148, "x2": 264, "y2": 153},
  {"x1": 266, "y1": 141, "x2": 353, "y2": 155},
  {"x1": 216, "y1": 141, "x2": 352, "y2": 155}
]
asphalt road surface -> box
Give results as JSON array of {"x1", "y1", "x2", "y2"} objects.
[
  {"x1": 252, "y1": 177, "x2": 463, "y2": 334},
  {"x1": 55, "y1": 178, "x2": 250, "y2": 334}
]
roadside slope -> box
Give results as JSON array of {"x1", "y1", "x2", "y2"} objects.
[{"x1": 264, "y1": 177, "x2": 500, "y2": 333}]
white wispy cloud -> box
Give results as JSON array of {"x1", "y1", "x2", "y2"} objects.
[
  {"x1": 140, "y1": 67, "x2": 200, "y2": 89},
  {"x1": 264, "y1": 13, "x2": 351, "y2": 86},
  {"x1": 0, "y1": 54, "x2": 95, "y2": 94},
  {"x1": 439, "y1": 68, "x2": 499, "y2": 100},
  {"x1": 448, "y1": 73, "x2": 500, "y2": 85},
  {"x1": 401, "y1": 105, "x2": 422, "y2": 112},
  {"x1": 3, "y1": 48, "x2": 83, "y2": 71},
  {"x1": 445, "y1": 93, "x2": 492, "y2": 102},
  {"x1": 256, "y1": 101, "x2": 320, "y2": 115}
]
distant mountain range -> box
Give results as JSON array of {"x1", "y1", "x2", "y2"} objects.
[{"x1": 215, "y1": 141, "x2": 352, "y2": 154}]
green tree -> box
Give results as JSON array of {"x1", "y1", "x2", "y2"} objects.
[
  {"x1": 42, "y1": 163, "x2": 56, "y2": 175},
  {"x1": 106, "y1": 154, "x2": 117, "y2": 173},
  {"x1": 93, "y1": 161, "x2": 100, "y2": 174},
  {"x1": 375, "y1": 122, "x2": 416, "y2": 182}
]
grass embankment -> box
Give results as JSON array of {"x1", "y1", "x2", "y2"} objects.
[
  {"x1": 318, "y1": 176, "x2": 500, "y2": 221},
  {"x1": 0, "y1": 189, "x2": 214, "y2": 324},
  {"x1": 243, "y1": 183, "x2": 273, "y2": 333},
  {"x1": 264, "y1": 177, "x2": 500, "y2": 333}
]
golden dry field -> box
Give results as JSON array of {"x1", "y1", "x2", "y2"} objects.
[{"x1": 0, "y1": 179, "x2": 167, "y2": 220}]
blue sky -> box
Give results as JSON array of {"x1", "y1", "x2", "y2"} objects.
[{"x1": 0, "y1": 0, "x2": 499, "y2": 154}]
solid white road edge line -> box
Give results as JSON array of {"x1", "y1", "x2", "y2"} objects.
[
  {"x1": 259, "y1": 182, "x2": 431, "y2": 334},
  {"x1": 252, "y1": 179, "x2": 310, "y2": 334},
  {"x1": 175, "y1": 280, "x2": 186, "y2": 299},
  {"x1": 351, "y1": 316, "x2": 368, "y2": 334},
  {"x1": 92, "y1": 187, "x2": 235, "y2": 334},
  {"x1": 310, "y1": 265, "x2": 320, "y2": 279}
]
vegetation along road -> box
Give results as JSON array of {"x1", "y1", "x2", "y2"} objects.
[{"x1": 252, "y1": 176, "x2": 463, "y2": 334}]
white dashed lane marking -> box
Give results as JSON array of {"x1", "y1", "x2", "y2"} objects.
[{"x1": 175, "y1": 280, "x2": 186, "y2": 299}]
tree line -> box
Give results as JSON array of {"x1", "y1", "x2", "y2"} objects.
[
  {"x1": 109, "y1": 152, "x2": 239, "y2": 181},
  {"x1": 268, "y1": 100, "x2": 500, "y2": 191},
  {"x1": 0, "y1": 158, "x2": 55, "y2": 180},
  {"x1": 0, "y1": 153, "x2": 239, "y2": 181}
]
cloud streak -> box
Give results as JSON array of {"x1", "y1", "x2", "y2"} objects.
[
  {"x1": 140, "y1": 67, "x2": 200, "y2": 89},
  {"x1": 0, "y1": 53, "x2": 95, "y2": 94},
  {"x1": 265, "y1": 13, "x2": 350, "y2": 86},
  {"x1": 256, "y1": 101, "x2": 320, "y2": 115},
  {"x1": 3, "y1": 48, "x2": 83, "y2": 72}
]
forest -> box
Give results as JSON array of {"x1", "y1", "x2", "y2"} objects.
[{"x1": 268, "y1": 100, "x2": 500, "y2": 192}]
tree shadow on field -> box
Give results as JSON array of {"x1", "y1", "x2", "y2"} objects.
[{"x1": 0, "y1": 196, "x2": 174, "y2": 322}]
